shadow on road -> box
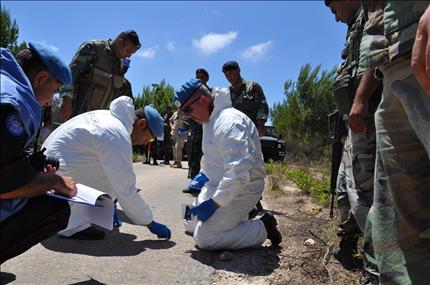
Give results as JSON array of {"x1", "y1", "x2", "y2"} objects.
[
  {"x1": 0, "y1": 272, "x2": 16, "y2": 285},
  {"x1": 190, "y1": 245, "x2": 281, "y2": 276},
  {"x1": 70, "y1": 277, "x2": 106, "y2": 285},
  {"x1": 40, "y1": 228, "x2": 176, "y2": 257}
]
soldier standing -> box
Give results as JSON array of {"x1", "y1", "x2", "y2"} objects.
[
  {"x1": 325, "y1": 1, "x2": 382, "y2": 283},
  {"x1": 222, "y1": 61, "x2": 269, "y2": 215},
  {"x1": 222, "y1": 61, "x2": 269, "y2": 137},
  {"x1": 60, "y1": 30, "x2": 141, "y2": 121},
  {"x1": 357, "y1": 1, "x2": 430, "y2": 285}
]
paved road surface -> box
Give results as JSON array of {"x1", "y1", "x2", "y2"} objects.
[{"x1": 1, "y1": 162, "x2": 216, "y2": 285}]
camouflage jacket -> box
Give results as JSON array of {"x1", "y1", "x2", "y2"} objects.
[
  {"x1": 61, "y1": 39, "x2": 124, "y2": 116},
  {"x1": 114, "y1": 78, "x2": 133, "y2": 100},
  {"x1": 333, "y1": 8, "x2": 365, "y2": 115},
  {"x1": 359, "y1": 0, "x2": 429, "y2": 72},
  {"x1": 229, "y1": 79, "x2": 269, "y2": 125},
  {"x1": 334, "y1": 7, "x2": 382, "y2": 117}
]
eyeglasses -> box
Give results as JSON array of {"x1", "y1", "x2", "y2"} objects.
[{"x1": 181, "y1": 95, "x2": 201, "y2": 115}]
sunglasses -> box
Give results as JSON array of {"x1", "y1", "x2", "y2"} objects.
[{"x1": 181, "y1": 95, "x2": 201, "y2": 115}]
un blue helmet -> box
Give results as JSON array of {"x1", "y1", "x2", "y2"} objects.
[{"x1": 28, "y1": 41, "x2": 72, "y2": 85}]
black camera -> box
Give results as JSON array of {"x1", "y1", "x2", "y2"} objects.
[{"x1": 30, "y1": 147, "x2": 60, "y2": 171}]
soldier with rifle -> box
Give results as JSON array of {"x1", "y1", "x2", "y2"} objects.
[{"x1": 325, "y1": 1, "x2": 382, "y2": 283}]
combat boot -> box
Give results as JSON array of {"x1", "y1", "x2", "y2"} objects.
[
  {"x1": 260, "y1": 212, "x2": 282, "y2": 246},
  {"x1": 332, "y1": 237, "x2": 359, "y2": 270}
]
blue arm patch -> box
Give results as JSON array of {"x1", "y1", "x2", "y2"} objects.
[{"x1": 6, "y1": 112, "x2": 25, "y2": 136}]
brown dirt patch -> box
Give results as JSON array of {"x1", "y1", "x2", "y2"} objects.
[{"x1": 212, "y1": 178, "x2": 363, "y2": 285}]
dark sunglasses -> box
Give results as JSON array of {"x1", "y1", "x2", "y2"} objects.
[{"x1": 181, "y1": 95, "x2": 201, "y2": 115}]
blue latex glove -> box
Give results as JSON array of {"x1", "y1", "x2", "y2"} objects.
[
  {"x1": 189, "y1": 172, "x2": 209, "y2": 190},
  {"x1": 113, "y1": 203, "x2": 122, "y2": 227},
  {"x1": 189, "y1": 199, "x2": 219, "y2": 222},
  {"x1": 148, "y1": 221, "x2": 171, "y2": 239},
  {"x1": 178, "y1": 127, "x2": 186, "y2": 136}
]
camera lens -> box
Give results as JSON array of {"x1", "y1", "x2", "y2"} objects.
[{"x1": 44, "y1": 157, "x2": 60, "y2": 170}]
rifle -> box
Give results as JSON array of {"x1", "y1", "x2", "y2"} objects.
[{"x1": 328, "y1": 110, "x2": 346, "y2": 218}]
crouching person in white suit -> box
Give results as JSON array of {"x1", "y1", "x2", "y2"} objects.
[
  {"x1": 42, "y1": 96, "x2": 171, "y2": 240},
  {"x1": 175, "y1": 79, "x2": 282, "y2": 250}
]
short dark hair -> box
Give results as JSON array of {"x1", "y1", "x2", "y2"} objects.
[
  {"x1": 195, "y1": 68, "x2": 209, "y2": 78},
  {"x1": 324, "y1": 0, "x2": 333, "y2": 7},
  {"x1": 135, "y1": 107, "x2": 147, "y2": 120},
  {"x1": 15, "y1": 48, "x2": 48, "y2": 81},
  {"x1": 117, "y1": 30, "x2": 141, "y2": 48}
]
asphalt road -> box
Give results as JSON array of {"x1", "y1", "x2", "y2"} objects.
[{"x1": 1, "y1": 162, "x2": 216, "y2": 285}]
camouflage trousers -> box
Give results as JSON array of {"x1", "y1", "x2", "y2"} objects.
[
  {"x1": 336, "y1": 121, "x2": 376, "y2": 235},
  {"x1": 365, "y1": 56, "x2": 430, "y2": 285},
  {"x1": 336, "y1": 117, "x2": 379, "y2": 277}
]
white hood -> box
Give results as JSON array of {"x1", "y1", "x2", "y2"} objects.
[
  {"x1": 109, "y1": 96, "x2": 135, "y2": 135},
  {"x1": 209, "y1": 87, "x2": 232, "y2": 121}
]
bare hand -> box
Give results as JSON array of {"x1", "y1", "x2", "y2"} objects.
[
  {"x1": 348, "y1": 101, "x2": 368, "y2": 134},
  {"x1": 53, "y1": 175, "x2": 77, "y2": 197},
  {"x1": 411, "y1": 6, "x2": 430, "y2": 96}
]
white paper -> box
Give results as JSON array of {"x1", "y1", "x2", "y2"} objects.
[{"x1": 47, "y1": 183, "x2": 114, "y2": 230}]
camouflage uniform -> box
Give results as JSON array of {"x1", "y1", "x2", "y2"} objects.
[
  {"x1": 229, "y1": 79, "x2": 269, "y2": 126},
  {"x1": 61, "y1": 39, "x2": 124, "y2": 117},
  {"x1": 114, "y1": 78, "x2": 133, "y2": 100},
  {"x1": 333, "y1": 8, "x2": 381, "y2": 276},
  {"x1": 359, "y1": 1, "x2": 430, "y2": 284}
]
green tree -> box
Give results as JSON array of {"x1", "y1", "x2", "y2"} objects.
[
  {"x1": 270, "y1": 64, "x2": 336, "y2": 159},
  {"x1": 134, "y1": 79, "x2": 175, "y2": 116},
  {"x1": 0, "y1": 6, "x2": 26, "y2": 55}
]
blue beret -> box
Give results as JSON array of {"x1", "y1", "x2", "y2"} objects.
[
  {"x1": 122, "y1": 58, "x2": 131, "y2": 68},
  {"x1": 174, "y1": 78, "x2": 202, "y2": 107},
  {"x1": 28, "y1": 41, "x2": 72, "y2": 85},
  {"x1": 222, "y1": 61, "x2": 239, "y2": 73},
  {"x1": 143, "y1": 105, "x2": 164, "y2": 137}
]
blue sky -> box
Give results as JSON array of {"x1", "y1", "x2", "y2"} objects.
[{"x1": 3, "y1": 1, "x2": 346, "y2": 110}]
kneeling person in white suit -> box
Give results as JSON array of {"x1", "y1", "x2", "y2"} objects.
[
  {"x1": 175, "y1": 79, "x2": 282, "y2": 250},
  {"x1": 43, "y1": 96, "x2": 171, "y2": 240}
]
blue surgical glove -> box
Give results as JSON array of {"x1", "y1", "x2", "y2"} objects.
[
  {"x1": 148, "y1": 221, "x2": 171, "y2": 239},
  {"x1": 189, "y1": 199, "x2": 219, "y2": 222},
  {"x1": 178, "y1": 128, "x2": 186, "y2": 136},
  {"x1": 189, "y1": 172, "x2": 209, "y2": 190},
  {"x1": 113, "y1": 203, "x2": 122, "y2": 227}
]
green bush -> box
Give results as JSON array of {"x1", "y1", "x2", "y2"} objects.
[{"x1": 266, "y1": 161, "x2": 330, "y2": 206}]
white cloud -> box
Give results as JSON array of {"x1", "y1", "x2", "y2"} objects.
[
  {"x1": 193, "y1": 31, "x2": 238, "y2": 56},
  {"x1": 241, "y1": 41, "x2": 273, "y2": 61},
  {"x1": 41, "y1": 40, "x2": 59, "y2": 52},
  {"x1": 136, "y1": 48, "x2": 156, "y2": 59},
  {"x1": 166, "y1": 41, "x2": 175, "y2": 51}
]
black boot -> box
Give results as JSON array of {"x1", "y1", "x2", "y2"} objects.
[
  {"x1": 260, "y1": 212, "x2": 282, "y2": 246},
  {"x1": 332, "y1": 237, "x2": 359, "y2": 270}
]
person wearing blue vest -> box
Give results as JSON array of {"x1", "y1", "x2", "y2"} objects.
[{"x1": 0, "y1": 42, "x2": 77, "y2": 264}]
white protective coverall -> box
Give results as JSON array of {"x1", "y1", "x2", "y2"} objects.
[
  {"x1": 192, "y1": 88, "x2": 268, "y2": 250},
  {"x1": 43, "y1": 96, "x2": 153, "y2": 236}
]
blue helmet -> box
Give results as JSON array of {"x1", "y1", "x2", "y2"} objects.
[{"x1": 28, "y1": 41, "x2": 72, "y2": 85}]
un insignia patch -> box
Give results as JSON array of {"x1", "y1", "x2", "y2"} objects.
[{"x1": 6, "y1": 113, "x2": 24, "y2": 136}]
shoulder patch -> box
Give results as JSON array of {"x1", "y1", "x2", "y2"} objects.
[{"x1": 6, "y1": 113, "x2": 25, "y2": 137}]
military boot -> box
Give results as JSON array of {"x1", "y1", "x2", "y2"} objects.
[{"x1": 332, "y1": 237, "x2": 359, "y2": 270}]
